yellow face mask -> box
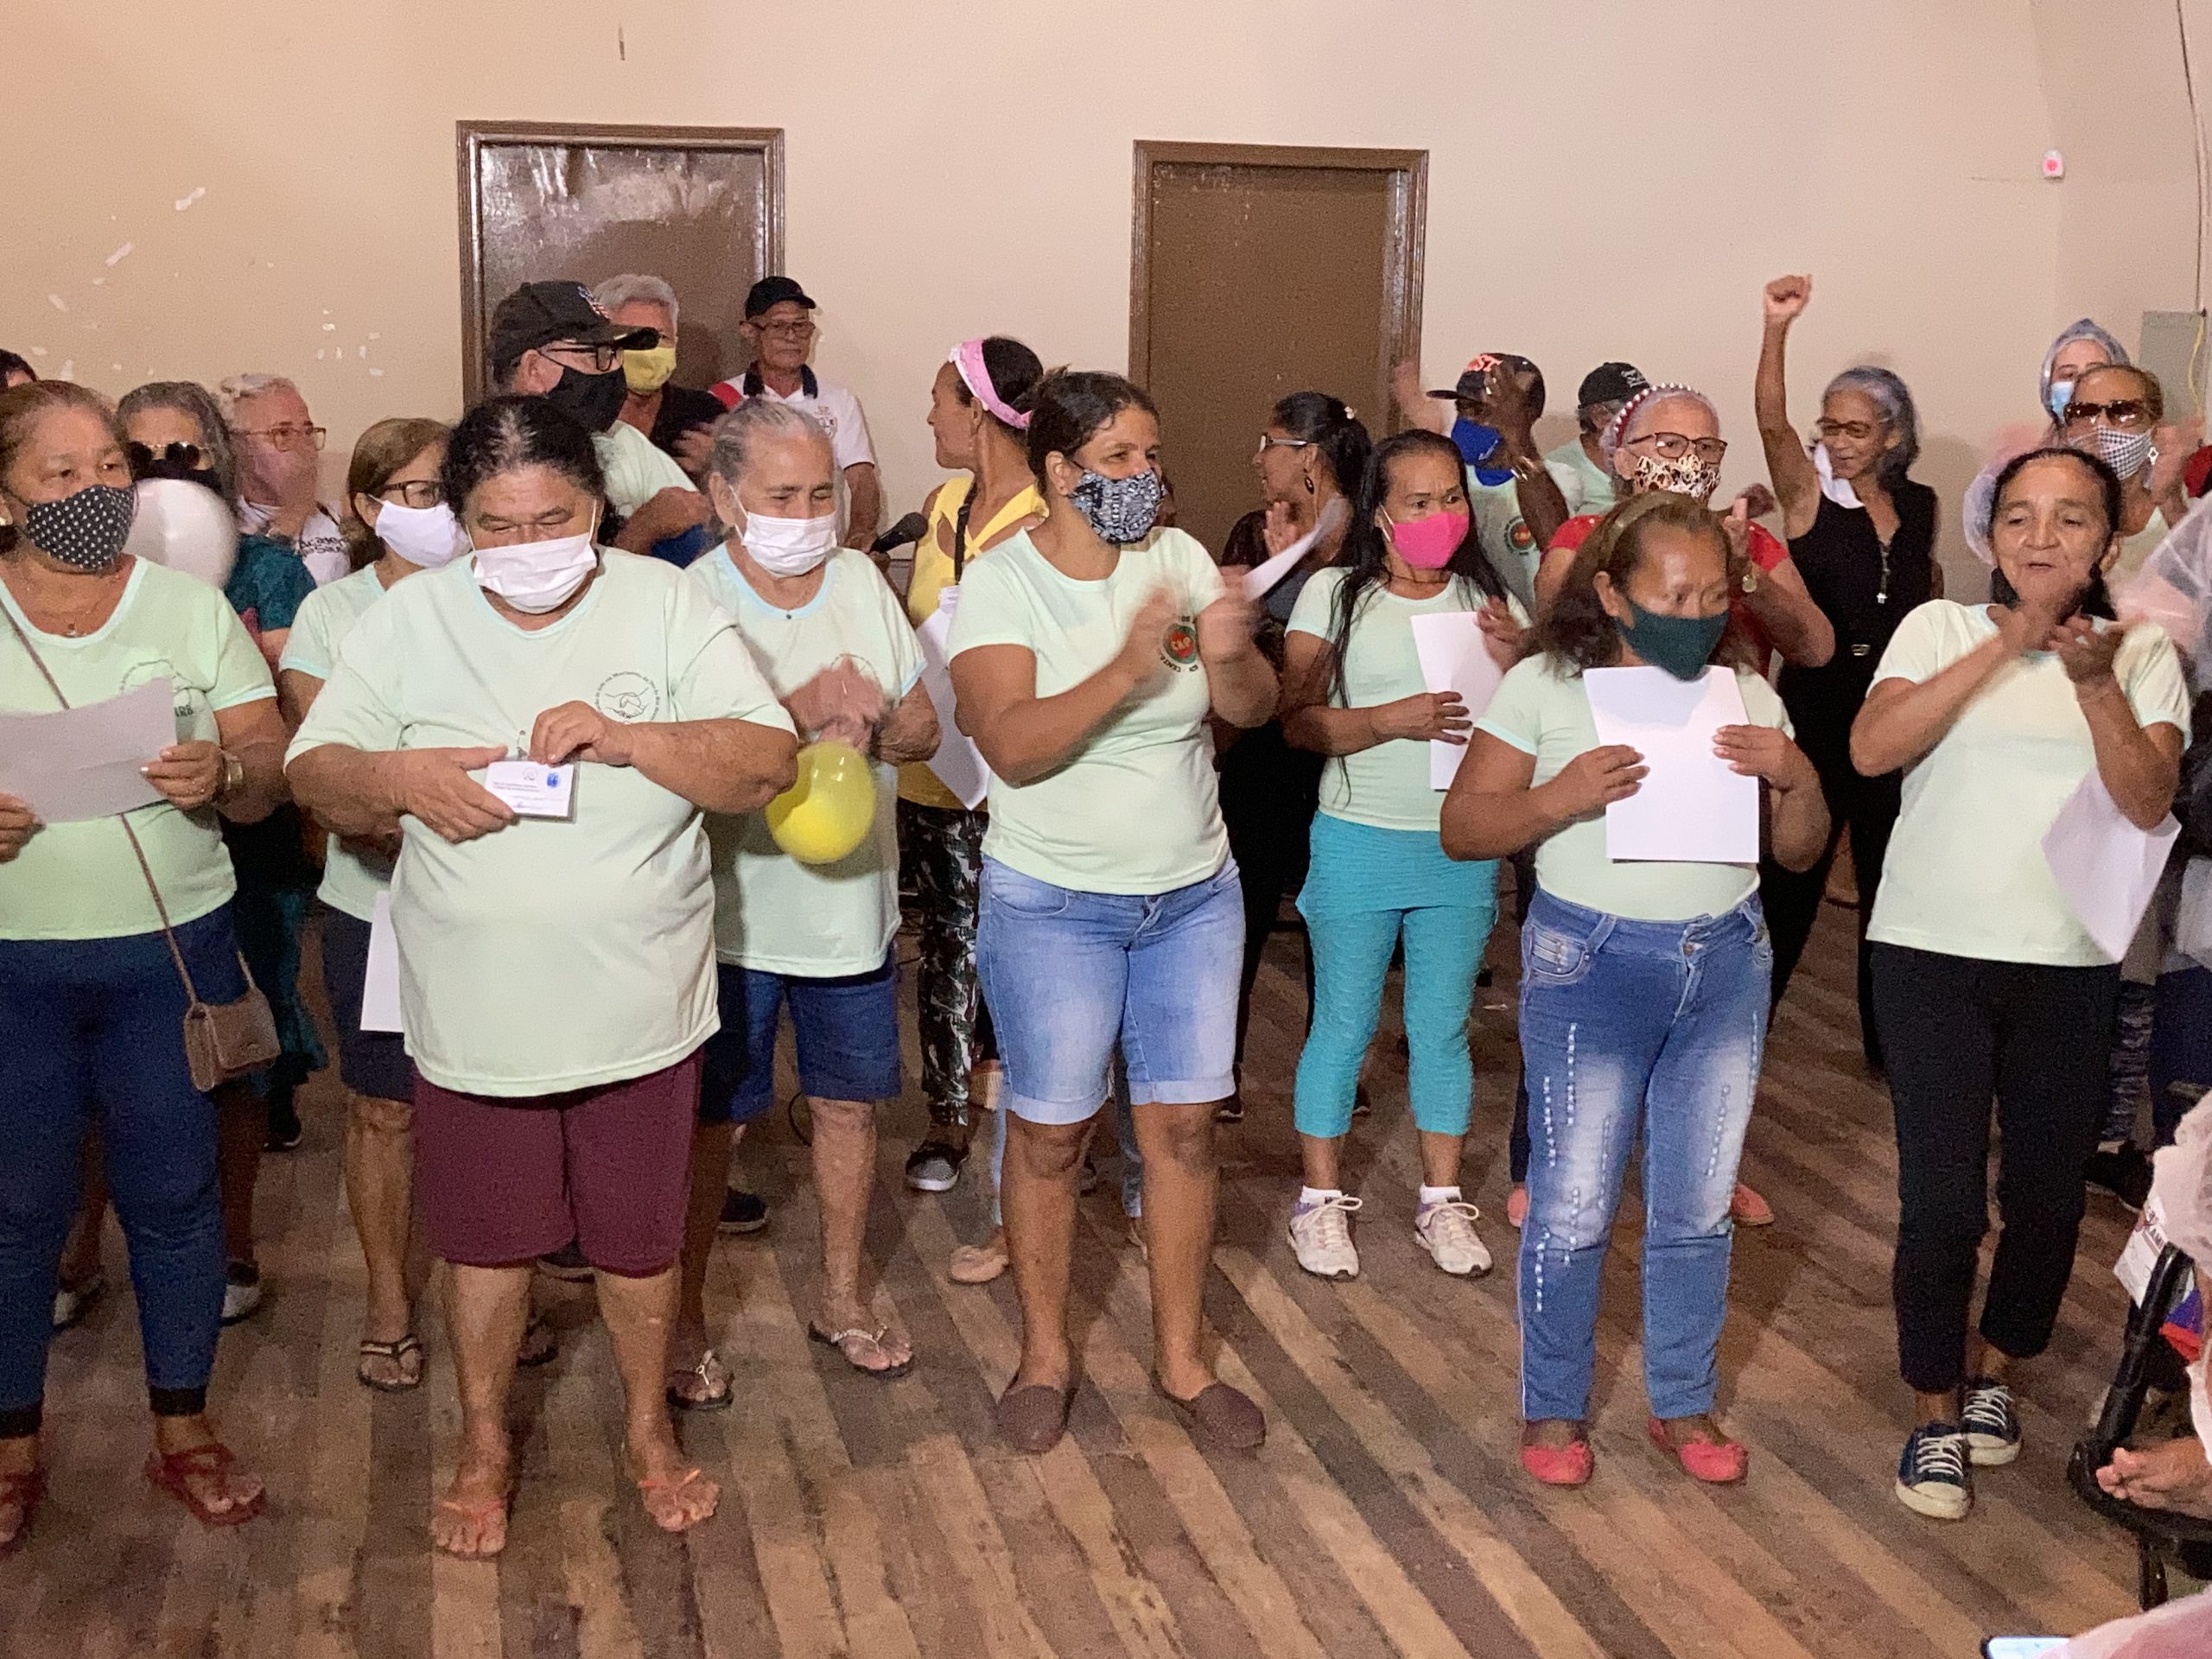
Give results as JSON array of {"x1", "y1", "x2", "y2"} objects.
[{"x1": 622, "y1": 344, "x2": 677, "y2": 394}]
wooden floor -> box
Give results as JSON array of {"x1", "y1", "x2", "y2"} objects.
[{"x1": 0, "y1": 899, "x2": 2152, "y2": 1658}]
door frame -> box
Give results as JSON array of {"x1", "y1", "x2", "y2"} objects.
[
  {"x1": 455, "y1": 120, "x2": 786, "y2": 404},
  {"x1": 1127, "y1": 140, "x2": 1427, "y2": 402}
]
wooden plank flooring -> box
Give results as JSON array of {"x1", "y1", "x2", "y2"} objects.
[{"x1": 0, "y1": 899, "x2": 2147, "y2": 1657}]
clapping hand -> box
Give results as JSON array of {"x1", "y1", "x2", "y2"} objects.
[{"x1": 2049, "y1": 614, "x2": 2126, "y2": 689}]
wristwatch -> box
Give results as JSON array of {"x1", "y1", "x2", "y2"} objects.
[{"x1": 214, "y1": 749, "x2": 245, "y2": 805}]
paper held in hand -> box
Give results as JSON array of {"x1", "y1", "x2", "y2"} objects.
[
  {"x1": 2042, "y1": 770, "x2": 2180, "y2": 963},
  {"x1": 1582, "y1": 665, "x2": 1758, "y2": 864},
  {"x1": 0, "y1": 676, "x2": 172, "y2": 822},
  {"x1": 1409, "y1": 612, "x2": 1506, "y2": 789},
  {"x1": 484, "y1": 760, "x2": 575, "y2": 820},
  {"x1": 916, "y1": 594, "x2": 991, "y2": 810}
]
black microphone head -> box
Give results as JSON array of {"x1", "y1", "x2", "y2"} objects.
[{"x1": 872, "y1": 511, "x2": 930, "y2": 555}]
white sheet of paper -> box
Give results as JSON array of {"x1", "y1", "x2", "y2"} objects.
[
  {"x1": 362, "y1": 892, "x2": 403, "y2": 1033},
  {"x1": 916, "y1": 598, "x2": 990, "y2": 810},
  {"x1": 2113, "y1": 1192, "x2": 2173, "y2": 1306},
  {"x1": 0, "y1": 677, "x2": 173, "y2": 823},
  {"x1": 1583, "y1": 665, "x2": 1758, "y2": 863},
  {"x1": 1240, "y1": 497, "x2": 1348, "y2": 601},
  {"x1": 1408, "y1": 611, "x2": 1507, "y2": 789},
  {"x1": 483, "y1": 760, "x2": 575, "y2": 820},
  {"x1": 2042, "y1": 771, "x2": 2181, "y2": 962}
]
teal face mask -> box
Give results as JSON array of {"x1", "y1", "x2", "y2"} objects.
[{"x1": 1617, "y1": 599, "x2": 1728, "y2": 680}]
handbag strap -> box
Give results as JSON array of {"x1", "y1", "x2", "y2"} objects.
[{"x1": 0, "y1": 589, "x2": 203, "y2": 1005}]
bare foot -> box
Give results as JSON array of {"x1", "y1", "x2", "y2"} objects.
[
  {"x1": 948, "y1": 1229, "x2": 1008, "y2": 1285},
  {"x1": 151, "y1": 1416, "x2": 265, "y2": 1522},
  {"x1": 630, "y1": 1430, "x2": 718, "y2": 1533},
  {"x1": 814, "y1": 1299, "x2": 912, "y2": 1375},
  {"x1": 431, "y1": 1437, "x2": 512, "y2": 1559}
]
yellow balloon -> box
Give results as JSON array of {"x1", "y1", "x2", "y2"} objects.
[{"x1": 764, "y1": 741, "x2": 877, "y2": 865}]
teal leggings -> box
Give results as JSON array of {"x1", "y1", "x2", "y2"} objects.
[{"x1": 1293, "y1": 902, "x2": 1492, "y2": 1141}]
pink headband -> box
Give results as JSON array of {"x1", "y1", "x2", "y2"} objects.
[{"x1": 949, "y1": 339, "x2": 1030, "y2": 430}]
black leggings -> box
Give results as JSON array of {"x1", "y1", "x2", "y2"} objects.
[
  {"x1": 1218, "y1": 723, "x2": 1321, "y2": 1073},
  {"x1": 1761, "y1": 753, "x2": 1899, "y2": 1065},
  {"x1": 1872, "y1": 943, "x2": 2120, "y2": 1396}
]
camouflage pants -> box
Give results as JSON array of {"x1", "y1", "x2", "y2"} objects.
[{"x1": 899, "y1": 800, "x2": 995, "y2": 1135}]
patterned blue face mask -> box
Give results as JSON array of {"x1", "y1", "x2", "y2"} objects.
[{"x1": 1069, "y1": 467, "x2": 1166, "y2": 545}]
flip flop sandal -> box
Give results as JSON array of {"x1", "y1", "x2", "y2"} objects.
[
  {"x1": 143, "y1": 1443, "x2": 266, "y2": 1529},
  {"x1": 636, "y1": 1466, "x2": 716, "y2": 1535},
  {"x1": 433, "y1": 1493, "x2": 512, "y2": 1560},
  {"x1": 516, "y1": 1314, "x2": 558, "y2": 1369},
  {"x1": 357, "y1": 1333, "x2": 423, "y2": 1394},
  {"x1": 665, "y1": 1348, "x2": 734, "y2": 1411},
  {"x1": 1153, "y1": 1376, "x2": 1266, "y2": 1452},
  {"x1": 0, "y1": 1468, "x2": 46, "y2": 1558},
  {"x1": 808, "y1": 1324, "x2": 913, "y2": 1380}
]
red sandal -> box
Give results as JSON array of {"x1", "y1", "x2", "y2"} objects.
[
  {"x1": 143, "y1": 1443, "x2": 265, "y2": 1528},
  {"x1": 0, "y1": 1467, "x2": 45, "y2": 1556}
]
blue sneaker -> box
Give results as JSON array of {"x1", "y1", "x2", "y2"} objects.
[
  {"x1": 1961, "y1": 1377, "x2": 2021, "y2": 1466},
  {"x1": 1895, "y1": 1422, "x2": 1971, "y2": 1520}
]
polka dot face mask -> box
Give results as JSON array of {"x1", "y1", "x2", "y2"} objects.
[{"x1": 25, "y1": 483, "x2": 137, "y2": 572}]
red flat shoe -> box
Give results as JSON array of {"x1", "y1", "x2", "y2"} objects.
[
  {"x1": 1648, "y1": 1417, "x2": 1749, "y2": 1484},
  {"x1": 1519, "y1": 1437, "x2": 1594, "y2": 1487},
  {"x1": 143, "y1": 1443, "x2": 265, "y2": 1528},
  {"x1": 0, "y1": 1467, "x2": 45, "y2": 1556}
]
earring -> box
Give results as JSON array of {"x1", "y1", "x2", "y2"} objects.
[{"x1": 1304, "y1": 475, "x2": 1315, "y2": 495}]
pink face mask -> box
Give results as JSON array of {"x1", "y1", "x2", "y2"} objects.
[{"x1": 1385, "y1": 509, "x2": 1469, "y2": 570}]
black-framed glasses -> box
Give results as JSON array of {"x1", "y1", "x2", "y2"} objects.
[
  {"x1": 2063, "y1": 399, "x2": 2155, "y2": 429},
  {"x1": 755, "y1": 320, "x2": 817, "y2": 340},
  {"x1": 127, "y1": 440, "x2": 206, "y2": 470},
  {"x1": 381, "y1": 480, "x2": 445, "y2": 509},
  {"x1": 541, "y1": 343, "x2": 623, "y2": 374},
  {"x1": 1627, "y1": 430, "x2": 1727, "y2": 463},
  {"x1": 237, "y1": 423, "x2": 327, "y2": 452},
  {"x1": 1814, "y1": 417, "x2": 1884, "y2": 442}
]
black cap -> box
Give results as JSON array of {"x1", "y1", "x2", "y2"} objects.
[
  {"x1": 743, "y1": 276, "x2": 817, "y2": 319},
  {"x1": 488, "y1": 281, "x2": 656, "y2": 372},
  {"x1": 1577, "y1": 361, "x2": 1649, "y2": 410}
]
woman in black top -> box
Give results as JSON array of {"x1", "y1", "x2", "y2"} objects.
[{"x1": 1755, "y1": 276, "x2": 1938, "y2": 1066}]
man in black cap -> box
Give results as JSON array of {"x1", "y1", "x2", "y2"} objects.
[
  {"x1": 707, "y1": 276, "x2": 880, "y2": 548},
  {"x1": 487, "y1": 280, "x2": 711, "y2": 560},
  {"x1": 1548, "y1": 361, "x2": 1650, "y2": 515}
]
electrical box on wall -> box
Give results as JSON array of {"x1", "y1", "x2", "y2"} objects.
[{"x1": 2140, "y1": 309, "x2": 2209, "y2": 418}]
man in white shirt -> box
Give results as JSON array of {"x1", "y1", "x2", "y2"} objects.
[
  {"x1": 219, "y1": 373, "x2": 350, "y2": 585},
  {"x1": 708, "y1": 276, "x2": 881, "y2": 548}
]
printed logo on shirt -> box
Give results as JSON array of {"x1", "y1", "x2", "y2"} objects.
[
  {"x1": 594, "y1": 671, "x2": 661, "y2": 722},
  {"x1": 1160, "y1": 619, "x2": 1200, "y2": 672},
  {"x1": 118, "y1": 656, "x2": 196, "y2": 723},
  {"x1": 1508, "y1": 518, "x2": 1535, "y2": 553}
]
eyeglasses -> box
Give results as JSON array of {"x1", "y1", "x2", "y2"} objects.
[
  {"x1": 1255, "y1": 435, "x2": 1313, "y2": 459},
  {"x1": 381, "y1": 480, "x2": 445, "y2": 509},
  {"x1": 2063, "y1": 399, "x2": 2155, "y2": 429},
  {"x1": 1627, "y1": 431, "x2": 1727, "y2": 463},
  {"x1": 540, "y1": 343, "x2": 622, "y2": 374},
  {"x1": 755, "y1": 320, "x2": 817, "y2": 340},
  {"x1": 1814, "y1": 417, "x2": 1885, "y2": 442},
  {"x1": 237, "y1": 423, "x2": 327, "y2": 452},
  {"x1": 126, "y1": 440, "x2": 207, "y2": 470}
]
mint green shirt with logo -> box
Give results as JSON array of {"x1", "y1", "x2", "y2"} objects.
[
  {"x1": 279, "y1": 563, "x2": 399, "y2": 922},
  {"x1": 1, "y1": 560, "x2": 275, "y2": 941},
  {"x1": 689, "y1": 545, "x2": 921, "y2": 976},
  {"x1": 948, "y1": 526, "x2": 1228, "y2": 895},
  {"x1": 286, "y1": 551, "x2": 794, "y2": 1096}
]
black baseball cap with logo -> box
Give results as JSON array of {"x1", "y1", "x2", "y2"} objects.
[
  {"x1": 743, "y1": 276, "x2": 817, "y2": 319},
  {"x1": 1577, "y1": 362, "x2": 1649, "y2": 410},
  {"x1": 488, "y1": 281, "x2": 656, "y2": 373}
]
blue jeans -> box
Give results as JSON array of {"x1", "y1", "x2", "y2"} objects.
[
  {"x1": 976, "y1": 856, "x2": 1242, "y2": 1123},
  {"x1": 699, "y1": 953, "x2": 903, "y2": 1124},
  {"x1": 1516, "y1": 889, "x2": 1770, "y2": 1422},
  {"x1": 0, "y1": 907, "x2": 243, "y2": 1433}
]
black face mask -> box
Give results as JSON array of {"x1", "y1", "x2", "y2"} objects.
[{"x1": 543, "y1": 364, "x2": 627, "y2": 435}]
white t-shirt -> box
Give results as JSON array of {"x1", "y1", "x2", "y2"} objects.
[
  {"x1": 689, "y1": 545, "x2": 920, "y2": 976},
  {"x1": 1866, "y1": 600, "x2": 2191, "y2": 966},
  {"x1": 278, "y1": 563, "x2": 402, "y2": 921},
  {"x1": 238, "y1": 501, "x2": 349, "y2": 587},
  {"x1": 285, "y1": 551, "x2": 794, "y2": 1096},
  {"x1": 715, "y1": 373, "x2": 876, "y2": 472}
]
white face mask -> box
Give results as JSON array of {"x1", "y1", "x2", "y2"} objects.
[
  {"x1": 740, "y1": 509, "x2": 838, "y2": 577},
  {"x1": 372, "y1": 499, "x2": 468, "y2": 570},
  {"x1": 470, "y1": 514, "x2": 601, "y2": 614}
]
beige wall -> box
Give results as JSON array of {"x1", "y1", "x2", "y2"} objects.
[{"x1": 6, "y1": 1, "x2": 2202, "y2": 592}]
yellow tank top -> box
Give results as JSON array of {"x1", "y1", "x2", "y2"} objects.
[{"x1": 898, "y1": 474, "x2": 1046, "y2": 809}]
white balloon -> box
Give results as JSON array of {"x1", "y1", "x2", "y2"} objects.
[{"x1": 124, "y1": 478, "x2": 238, "y2": 589}]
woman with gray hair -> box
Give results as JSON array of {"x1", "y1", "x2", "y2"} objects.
[{"x1": 1754, "y1": 275, "x2": 1939, "y2": 1066}]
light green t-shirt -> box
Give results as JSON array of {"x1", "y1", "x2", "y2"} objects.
[
  {"x1": 279, "y1": 564, "x2": 399, "y2": 921},
  {"x1": 1475, "y1": 654, "x2": 1791, "y2": 922},
  {"x1": 1866, "y1": 601, "x2": 2191, "y2": 966},
  {"x1": 1463, "y1": 471, "x2": 1542, "y2": 608},
  {"x1": 690, "y1": 544, "x2": 921, "y2": 975},
  {"x1": 286, "y1": 551, "x2": 794, "y2": 1096},
  {"x1": 1, "y1": 560, "x2": 274, "y2": 941},
  {"x1": 1287, "y1": 568, "x2": 1523, "y2": 832},
  {"x1": 594, "y1": 420, "x2": 697, "y2": 518},
  {"x1": 947, "y1": 525, "x2": 1229, "y2": 895},
  {"x1": 1545, "y1": 437, "x2": 1615, "y2": 518}
]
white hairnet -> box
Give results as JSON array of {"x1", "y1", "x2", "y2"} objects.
[
  {"x1": 2042, "y1": 317, "x2": 2133, "y2": 415},
  {"x1": 2115, "y1": 493, "x2": 2212, "y2": 688},
  {"x1": 1965, "y1": 321, "x2": 2137, "y2": 565}
]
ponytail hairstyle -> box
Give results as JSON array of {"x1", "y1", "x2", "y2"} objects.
[
  {"x1": 950, "y1": 336, "x2": 1046, "y2": 436},
  {"x1": 1533, "y1": 491, "x2": 1758, "y2": 675},
  {"x1": 1270, "y1": 390, "x2": 1372, "y2": 502},
  {"x1": 1985, "y1": 444, "x2": 2122, "y2": 620},
  {"x1": 1325, "y1": 428, "x2": 1508, "y2": 704}
]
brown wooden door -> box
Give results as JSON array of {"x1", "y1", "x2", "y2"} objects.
[
  {"x1": 456, "y1": 122, "x2": 785, "y2": 404},
  {"x1": 1130, "y1": 142, "x2": 1426, "y2": 555}
]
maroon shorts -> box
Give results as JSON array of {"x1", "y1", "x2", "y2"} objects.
[{"x1": 412, "y1": 1052, "x2": 701, "y2": 1276}]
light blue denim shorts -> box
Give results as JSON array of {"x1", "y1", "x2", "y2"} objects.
[{"x1": 976, "y1": 855, "x2": 1243, "y2": 1125}]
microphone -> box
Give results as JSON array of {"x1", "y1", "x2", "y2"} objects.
[{"x1": 872, "y1": 512, "x2": 929, "y2": 556}]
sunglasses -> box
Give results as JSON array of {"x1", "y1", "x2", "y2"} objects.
[
  {"x1": 127, "y1": 440, "x2": 207, "y2": 470},
  {"x1": 2063, "y1": 399, "x2": 2155, "y2": 429}
]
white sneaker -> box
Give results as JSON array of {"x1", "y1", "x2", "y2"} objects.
[
  {"x1": 1415, "y1": 1199, "x2": 1491, "y2": 1276},
  {"x1": 1288, "y1": 1194, "x2": 1363, "y2": 1280}
]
